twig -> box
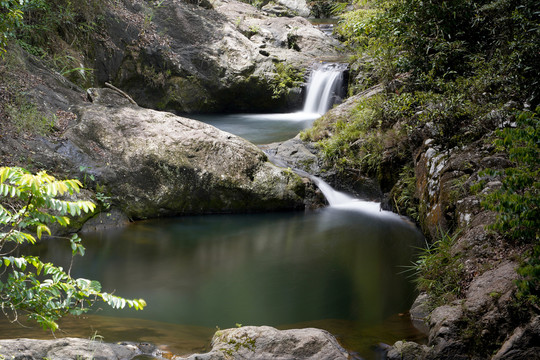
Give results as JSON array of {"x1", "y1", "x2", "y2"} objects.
[{"x1": 104, "y1": 82, "x2": 137, "y2": 105}]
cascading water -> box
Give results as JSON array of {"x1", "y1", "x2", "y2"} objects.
[
  {"x1": 303, "y1": 62, "x2": 347, "y2": 115},
  {"x1": 311, "y1": 176, "x2": 403, "y2": 220}
]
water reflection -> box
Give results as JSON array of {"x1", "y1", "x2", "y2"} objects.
[{"x1": 0, "y1": 207, "x2": 426, "y2": 359}]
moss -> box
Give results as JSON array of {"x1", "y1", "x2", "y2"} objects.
[{"x1": 158, "y1": 76, "x2": 213, "y2": 112}]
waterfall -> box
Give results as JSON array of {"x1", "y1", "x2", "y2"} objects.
[
  {"x1": 311, "y1": 176, "x2": 403, "y2": 219},
  {"x1": 303, "y1": 63, "x2": 347, "y2": 115}
]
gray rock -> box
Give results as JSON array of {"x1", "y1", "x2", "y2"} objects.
[
  {"x1": 463, "y1": 261, "x2": 518, "y2": 313},
  {"x1": 275, "y1": 0, "x2": 310, "y2": 17},
  {"x1": 261, "y1": 3, "x2": 296, "y2": 17},
  {"x1": 86, "y1": 88, "x2": 134, "y2": 107},
  {"x1": 492, "y1": 316, "x2": 540, "y2": 360},
  {"x1": 386, "y1": 340, "x2": 429, "y2": 360},
  {"x1": 409, "y1": 293, "x2": 431, "y2": 334},
  {"x1": 65, "y1": 103, "x2": 307, "y2": 219},
  {"x1": 263, "y1": 136, "x2": 321, "y2": 175},
  {"x1": 0, "y1": 338, "x2": 154, "y2": 360},
  {"x1": 79, "y1": 208, "x2": 131, "y2": 232},
  {"x1": 180, "y1": 326, "x2": 349, "y2": 359},
  {"x1": 96, "y1": 0, "x2": 342, "y2": 113},
  {"x1": 428, "y1": 304, "x2": 463, "y2": 344}
]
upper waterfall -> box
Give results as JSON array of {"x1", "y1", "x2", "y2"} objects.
[{"x1": 303, "y1": 63, "x2": 347, "y2": 115}]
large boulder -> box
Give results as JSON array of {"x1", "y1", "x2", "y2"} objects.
[
  {"x1": 59, "y1": 98, "x2": 308, "y2": 219},
  {"x1": 94, "y1": 0, "x2": 342, "y2": 113}
]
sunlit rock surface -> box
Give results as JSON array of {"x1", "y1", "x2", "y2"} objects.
[{"x1": 65, "y1": 99, "x2": 308, "y2": 219}]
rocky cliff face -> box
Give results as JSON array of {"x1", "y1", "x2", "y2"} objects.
[{"x1": 93, "y1": 0, "x2": 341, "y2": 113}]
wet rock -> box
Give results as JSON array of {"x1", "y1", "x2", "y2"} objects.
[
  {"x1": 263, "y1": 136, "x2": 321, "y2": 174},
  {"x1": 263, "y1": 136, "x2": 382, "y2": 201},
  {"x1": 79, "y1": 208, "x2": 131, "y2": 232},
  {"x1": 409, "y1": 293, "x2": 431, "y2": 334},
  {"x1": 180, "y1": 326, "x2": 349, "y2": 359}
]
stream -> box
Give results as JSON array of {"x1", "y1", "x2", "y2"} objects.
[{"x1": 0, "y1": 64, "x2": 427, "y2": 360}]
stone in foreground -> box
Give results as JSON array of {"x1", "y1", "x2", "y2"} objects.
[{"x1": 180, "y1": 326, "x2": 350, "y2": 359}]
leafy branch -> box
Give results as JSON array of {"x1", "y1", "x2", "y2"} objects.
[{"x1": 0, "y1": 166, "x2": 146, "y2": 331}]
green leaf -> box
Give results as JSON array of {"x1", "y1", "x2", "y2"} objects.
[{"x1": 36, "y1": 224, "x2": 51, "y2": 240}]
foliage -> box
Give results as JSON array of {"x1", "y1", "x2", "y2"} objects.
[
  {"x1": 309, "y1": 0, "x2": 348, "y2": 18},
  {"x1": 0, "y1": 0, "x2": 24, "y2": 55},
  {"x1": 389, "y1": 165, "x2": 419, "y2": 222},
  {"x1": 516, "y1": 243, "x2": 540, "y2": 307},
  {"x1": 307, "y1": 95, "x2": 381, "y2": 173},
  {"x1": 480, "y1": 108, "x2": 539, "y2": 243},
  {"x1": 0, "y1": 167, "x2": 146, "y2": 331},
  {"x1": 1, "y1": 0, "x2": 104, "y2": 85},
  {"x1": 410, "y1": 230, "x2": 464, "y2": 306},
  {"x1": 269, "y1": 62, "x2": 304, "y2": 100}
]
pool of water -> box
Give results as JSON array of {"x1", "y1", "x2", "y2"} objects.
[
  {"x1": 0, "y1": 206, "x2": 425, "y2": 359},
  {"x1": 187, "y1": 112, "x2": 320, "y2": 145}
]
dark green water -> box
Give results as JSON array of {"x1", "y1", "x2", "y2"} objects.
[{"x1": 0, "y1": 207, "x2": 426, "y2": 359}]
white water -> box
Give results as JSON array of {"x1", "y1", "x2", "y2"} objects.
[
  {"x1": 311, "y1": 177, "x2": 404, "y2": 220},
  {"x1": 303, "y1": 63, "x2": 346, "y2": 114}
]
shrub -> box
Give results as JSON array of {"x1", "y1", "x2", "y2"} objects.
[
  {"x1": 0, "y1": 166, "x2": 146, "y2": 331},
  {"x1": 269, "y1": 62, "x2": 304, "y2": 100},
  {"x1": 480, "y1": 108, "x2": 539, "y2": 243},
  {"x1": 412, "y1": 230, "x2": 465, "y2": 305}
]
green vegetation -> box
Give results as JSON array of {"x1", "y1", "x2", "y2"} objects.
[
  {"x1": 270, "y1": 62, "x2": 305, "y2": 100},
  {"x1": 389, "y1": 165, "x2": 419, "y2": 222},
  {"x1": 410, "y1": 231, "x2": 464, "y2": 306},
  {"x1": 480, "y1": 108, "x2": 539, "y2": 243},
  {"x1": 0, "y1": 0, "x2": 24, "y2": 55},
  {"x1": 1, "y1": 0, "x2": 104, "y2": 86},
  {"x1": 309, "y1": 0, "x2": 348, "y2": 18},
  {"x1": 516, "y1": 244, "x2": 540, "y2": 307},
  {"x1": 4, "y1": 95, "x2": 55, "y2": 135},
  {"x1": 477, "y1": 108, "x2": 539, "y2": 306},
  {"x1": 0, "y1": 167, "x2": 146, "y2": 331}
]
